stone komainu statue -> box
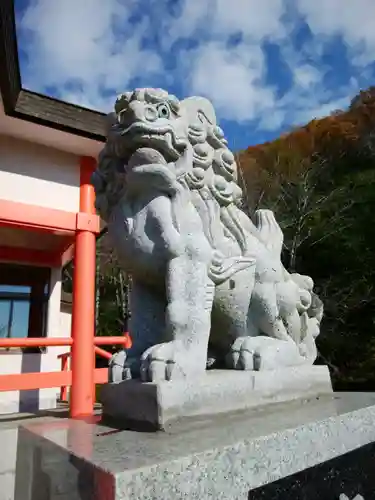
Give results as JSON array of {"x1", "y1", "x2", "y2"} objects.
[{"x1": 91, "y1": 88, "x2": 323, "y2": 383}]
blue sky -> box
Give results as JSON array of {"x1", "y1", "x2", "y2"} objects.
[{"x1": 14, "y1": 0, "x2": 375, "y2": 151}]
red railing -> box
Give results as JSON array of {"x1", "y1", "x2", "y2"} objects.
[
  {"x1": 58, "y1": 345, "x2": 114, "y2": 402},
  {"x1": 0, "y1": 334, "x2": 132, "y2": 397}
]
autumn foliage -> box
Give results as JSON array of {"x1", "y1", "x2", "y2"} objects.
[
  {"x1": 238, "y1": 86, "x2": 375, "y2": 205},
  {"x1": 236, "y1": 86, "x2": 375, "y2": 389}
]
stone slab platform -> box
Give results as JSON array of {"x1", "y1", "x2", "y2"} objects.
[
  {"x1": 15, "y1": 392, "x2": 375, "y2": 499},
  {"x1": 100, "y1": 365, "x2": 333, "y2": 430}
]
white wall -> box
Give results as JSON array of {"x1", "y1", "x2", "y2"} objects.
[
  {"x1": 0, "y1": 135, "x2": 80, "y2": 212},
  {"x1": 60, "y1": 303, "x2": 73, "y2": 343},
  {"x1": 0, "y1": 267, "x2": 71, "y2": 414}
]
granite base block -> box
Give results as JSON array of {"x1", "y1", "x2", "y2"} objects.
[
  {"x1": 15, "y1": 393, "x2": 375, "y2": 499},
  {"x1": 248, "y1": 440, "x2": 375, "y2": 499},
  {"x1": 100, "y1": 365, "x2": 333, "y2": 429}
]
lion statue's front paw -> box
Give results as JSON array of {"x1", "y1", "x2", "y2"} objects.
[
  {"x1": 109, "y1": 350, "x2": 131, "y2": 383},
  {"x1": 225, "y1": 337, "x2": 258, "y2": 370},
  {"x1": 139, "y1": 342, "x2": 176, "y2": 382},
  {"x1": 139, "y1": 341, "x2": 204, "y2": 382},
  {"x1": 226, "y1": 336, "x2": 304, "y2": 371}
]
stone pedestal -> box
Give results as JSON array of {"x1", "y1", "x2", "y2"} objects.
[
  {"x1": 100, "y1": 365, "x2": 333, "y2": 430},
  {"x1": 15, "y1": 393, "x2": 375, "y2": 500}
]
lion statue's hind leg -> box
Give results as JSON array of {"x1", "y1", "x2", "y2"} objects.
[{"x1": 209, "y1": 265, "x2": 255, "y2": 367}]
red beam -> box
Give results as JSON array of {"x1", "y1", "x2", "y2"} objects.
[
  {"x1": 0, "y1": 199, "x2": 77, "y2": 234},
  {"x1": 94, "y1": 346, "x2": 112, "y2": 360},
  {"x1": 94, "y1": 335, "x2": 132, "y2": 347},
  {"x1": 0, "y1": 368, "x2": 108, "y2": 392},
  {"x1": 60, "y1": 242, "x2": 75, "y2": 266},
  {"x1": 94, "y1": 367, "x2": 109, "y2": 384},
  {"x1": 58, "y1": 347, "x2": 114, "y2": 361},
  {"x1": 0, "y1": 199, "x2": 100, "y2": 236},
  {"x1": 0, "y1": 370, "x2": 71, "y2": 392},
  {"x1": 0, "y1": 245, "x2": 57, "y2": 266},
  {"x1": 54, "y1": 236, "x2": 76, "y2": 267},
  {"x1": 0, "y1": 337, "x2": 73, "y2": 348},
  {"x1": 0, "y1": 336, "x2": 130, "y2": 349}
]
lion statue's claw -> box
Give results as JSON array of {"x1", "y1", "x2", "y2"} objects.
[
  {"x1": 226, "y1": 337, "x2": 257, "y2": 370},
  {"x1": 226, "y1": 336, "x2": 304, "y2": 371},
  {"x1": 109, "y1": 350, "x2": 129, "y2": 383},
  {"x1": 140, "y1": 341, "x2": 200, "y2": 382}
]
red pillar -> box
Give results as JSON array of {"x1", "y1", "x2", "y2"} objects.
[{"x1": 70, "y1": 156, "x2": 97, "y2": 418}]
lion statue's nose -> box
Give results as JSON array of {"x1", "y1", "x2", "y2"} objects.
[{"x1": 118, "y1": 102, "x2": 148, "y2": 126}]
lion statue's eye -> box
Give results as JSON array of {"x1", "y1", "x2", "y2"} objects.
[{"x1": 157, "y1": 104, "x2": 170, "y2": 119}]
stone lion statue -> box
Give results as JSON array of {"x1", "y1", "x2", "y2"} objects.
[{"x1": 91, "y1": 88, "x2": 323, "y2": 383}]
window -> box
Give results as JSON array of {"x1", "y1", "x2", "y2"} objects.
[{"x1": 0, "y1": 264, "x2": 51, "y2": 352}]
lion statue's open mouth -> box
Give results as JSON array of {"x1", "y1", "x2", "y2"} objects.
[
  {"x1": 120, "y1": 125, "x2": 187, "y2": 164},
  {"x1": 107, "y1": 88, "x2": 189, "y2": 164}
]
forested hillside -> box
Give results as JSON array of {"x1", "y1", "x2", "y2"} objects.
[{"x1": 237, "y1": 86, "x2": 375, "y2": 388}]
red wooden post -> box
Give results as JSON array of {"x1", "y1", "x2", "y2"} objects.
[{"x1": 70, "y1": 156, "x2": 97, "y2": 418}]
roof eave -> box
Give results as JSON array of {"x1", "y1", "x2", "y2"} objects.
[{"x1": 0, "y1": 0, "x2": 107, "y2": 143}]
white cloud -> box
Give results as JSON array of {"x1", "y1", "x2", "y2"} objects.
[
  {"x1": 162, "y1": 1, "x2": 210, "y2": 46},
  {"x1": 183, "y1": 42, "x2": 276, "y2": 122},
  {"x1": 16, "y1": 0, "x2": 375, "y2": 136},
  {"x1": 258, "y1": 110, "x2": 286, "y2": 131},
  {"x1": 163, "y1": 0, "x2": 286, "y2": 47},
  {"x1": 297, "y1": 0, "x2": 375, "y2": 65},
  {"x1": 160, "y1": 0, "x2": 290, "y2": 124},
  {"x1": 213, "y1": 0, "x2": 287, "y2": 42},
  {"x1": 18, "y1": 0, "x2": 162, "y2": 110},
  {"x1": 293, "y1": 64, "x2": 323, "y2": 89}
]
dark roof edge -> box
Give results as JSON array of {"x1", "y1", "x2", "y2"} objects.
[{"x1": 0, "y1": 0, "x2": 107, "y2": 142}]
